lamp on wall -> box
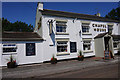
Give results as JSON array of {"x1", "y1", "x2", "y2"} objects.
[{"x1": 73, "y1": 18, "x2": 77, "y2": 23}]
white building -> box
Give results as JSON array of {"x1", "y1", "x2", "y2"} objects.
[
  {"x1": 0, "y1": 3, "x2": 120, "y2": 66},
  {"x1": 34, "y1": 3, "x2": 120, "y2": 61},
  {"x1": 0, "y1": 32, "x2": 44, "y2": 66}
]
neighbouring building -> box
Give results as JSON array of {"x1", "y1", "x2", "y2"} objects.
[
  {"x1": 0, "y1": 32, "x2": 43, "y2": 66},
  {"x1": 0, "y1": 3, "x2": 120, "y2": 66}
]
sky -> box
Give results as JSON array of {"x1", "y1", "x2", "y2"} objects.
[{"x1": 2, "y1": 2, "x2": 119, "y2": 27}]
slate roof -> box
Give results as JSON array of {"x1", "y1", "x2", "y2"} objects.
[
  {"x1": 41, "y1": 9, "x2": 120, "y2": 23},
  {"x1": 2, "y1": 32, "x2": 43, "y2": 41},
  {"x1": 94, "y1": 32, "x2": 108, "y2": 39}
]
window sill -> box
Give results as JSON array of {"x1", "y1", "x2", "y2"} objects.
[
  {"x1": 56, "y1": 32, "x2": 69, "y2": 35},
  {"x1": 114, "y1": 48, "x2": 118, "y2": 50},
  {"x1": 83, "y1": 50, "x2": 93, "y2": 53},
  {"x1": 57, "y1": 52, "x2": 70, "y2": 56},
  {"x1": 2, "y1": 52, "x2": 17, "y2": 55},
  {"x1": 82, "y1": 33, "x2": 92, "y2": 35}
]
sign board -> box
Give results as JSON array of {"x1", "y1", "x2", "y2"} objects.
[
  {"x1": 104, "y1": 50, "x2": 111, "y2": 60},
  {"x1": 26, "y1": 43, "x2": 35, "y2": 56}
]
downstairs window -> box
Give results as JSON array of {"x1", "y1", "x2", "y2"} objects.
[
  {"x1": 3, "y1": 44, "x2": 17, "y2": 53},
  {"x1": 83, "y1": 41, "x2": 91, "y2": 51},
  {"x1": 57, "y1": 41, "x2": 68, "y2": 52}
]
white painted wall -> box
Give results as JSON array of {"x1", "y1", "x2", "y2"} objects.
[
  {"x1": 0, "y1": 43, "x2": 2, "y2": 66},
  {"x1": 17, "y1": 42, "x2": 43, "y2": 65},
  {"x1": 34, "y1": 6, "x2": 43, "y2": 37},
  {"x1": 38, "y1": 13, "x2": 119, "y2": 60},
  {"x1": 90, "y1": 21, "x2": 108, "y2": 37},
  {"x1": 112, "y1": 23, "x2": 119, "y2": 35},
  {"x1": 118, "y1": 23, "x2": 120, "y2": 35},
  {"x1": 1, "y1": 41, "x2": 43, "y2": 66}
]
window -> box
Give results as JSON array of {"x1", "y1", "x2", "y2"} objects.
[
  {"x1": 108, "y1": 25, "x2": 113, "y2": 33},
  {"x1": 113, "y1": 42, "x2": 118, "y2": 48},
  {"x1": 94, "y1": 28, "x2": 96, "y2": 31},
  {"x1": 57, "y1": 41, "x2": 68, "y2": 52},
  {"x1": 82, "y1": 23, "x2": 90, "y2": 33},
  {"x1": 70, "y1": 42, "x2": 77, "y2": 53},
  {"x1": 83, "y1": 41, "x2": 91, "y2": 51},
  {"x1": 56, "y1": 21, "x2": 67, "y2": 33},
  {"x1": 26, "y1": 43, "x2": 35, "y2": 56},
  {"x1": 3, "y1": 44, "x2": 17, "y2": 53}
]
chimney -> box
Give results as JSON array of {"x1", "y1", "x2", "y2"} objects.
[
  {"x1": 95, "y1": 13, "x2": 101, "y2": 17},
  {"x1": 37, "y1": 2, "x2": 43, "y2": 10}
]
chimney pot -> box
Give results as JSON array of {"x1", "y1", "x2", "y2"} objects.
[{"x1": 38, "y1": 2, "x2": 43, "y2": 10}]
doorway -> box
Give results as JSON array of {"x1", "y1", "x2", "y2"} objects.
[
  {"x1": 104, "y1": 37, "x2": 114, "y2": 59},
  {"x1": 104, "y1": 37, "x2": 111, "y2": 51}
]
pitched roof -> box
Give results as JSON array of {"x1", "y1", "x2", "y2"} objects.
[
  {"x1": 94, "y1": 32, "x2": 108, "y2": 39},
  {"x1": 41, "y1": 9, "x2": 120, "y2": 23},
  {"x1": 2, "y1": 32, "x2": 43, "y2": 41}
]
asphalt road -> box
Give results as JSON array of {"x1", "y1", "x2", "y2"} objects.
[{"x1": 39, "y1": 63, "x2": 118, "y2": 78}]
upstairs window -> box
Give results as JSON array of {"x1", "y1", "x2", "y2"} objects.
[
  {"x1": 56, "y1": 21, "x2": 67, "y2": 33},
  {"x1": 82, "y1": 23, "x2": 90, "y2": 33},
  {"x1": 83, "y1": 41, "x2": 91, "y2": 51},
  {"x1": 108, "y1": 25, "x2": 113, "y2": 34},
  {"x1": 57, "y1": 41, "x2": 68, "y2": 52},
  {"x1": 113, "y1": 42, "x2": 118, "y2": 48},
  {"x1": 3, "y1": 44, "x2": 17, "y2": 53}
]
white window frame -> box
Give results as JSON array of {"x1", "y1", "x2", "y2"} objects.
[
  {"x1": 113, "y1": 41, "x2": 118, "y2": 49},
  {"x1": 57, "y1": 41, "x2": 68, "y2": 53},
  {"x1": 82, "y1": 23, "x2": 90, "y2": 33},
  {"x1": 83, "y1": 41, "x2": 91, "y2": 51},
  {"x1": 108, "y1": 25, "x2": 113, "y2": 33},
  {"x1": 56, "y1": 21, "x2": 67, "y2": 33},
  {"x1": 2, "y1": 43, "x2": 17, "y2": 54}
]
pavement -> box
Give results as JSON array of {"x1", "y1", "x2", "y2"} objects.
[{"x1": 1, "y1": 55, "x2": 119, "y2": 78}]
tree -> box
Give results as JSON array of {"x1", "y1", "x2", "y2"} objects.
[
  {"x1": 2, "y1": 18, "x2": 34, "y2": 32},
  {"x1": 105, "y1": 7, "x2": 120, "y2": 21}
]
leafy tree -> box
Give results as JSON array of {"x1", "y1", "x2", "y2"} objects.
[
  {"x1": 105, "y1": 7, "x2": 120, "y2": 21},
  {"x1": 2, "y1": 18, "x2": 34, "y2": 32}
]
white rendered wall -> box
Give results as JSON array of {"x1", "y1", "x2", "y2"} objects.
[
  {"x1": 0, "y1": 43, "x2": 2, "y2": 66},
  {"x1": 41, "y1": 16, "x2": 79, "y2": 61},
  {"x1": 40, "y1": 14, "x2": 120, "y2": 60},
  {"x1": 17, "y1": 42, "x2": 43, "y2": 65},
  {"x1": 118, "y1": 23, "x2": 120, "y2": 35},
  {"x1": 1, "y1": 42, "x2": 17, "y2": 66},
  {"x1": 1, "y1": 41, "x2": 43, "y2": 66},
  {"x1": 90, "y1": 21, "x2": 108, "y2": 37},
  {"x1": 34, "y1": 7, "x2": 43, "y2": 37},
  {"x1": 112, "y1": 23, "x2": 119, "y2": 35}
]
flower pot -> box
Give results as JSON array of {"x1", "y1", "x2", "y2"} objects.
[
  {"x1": 7, "y1": 62, "x2": 17, "y2": 68},
  {"x1": 78, "y1": 56, "x2": 84, "y2": 61},
  {"x1": 51, "y1": 58, "x2": 57, "y2": 64}
]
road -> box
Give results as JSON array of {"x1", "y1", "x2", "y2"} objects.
[
  {"x1": 2, "y1": 55, "x2": 119, "y2": 79},
  {"x1": 38, "y1": 63, "x2": 118, "y2": 78}
]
